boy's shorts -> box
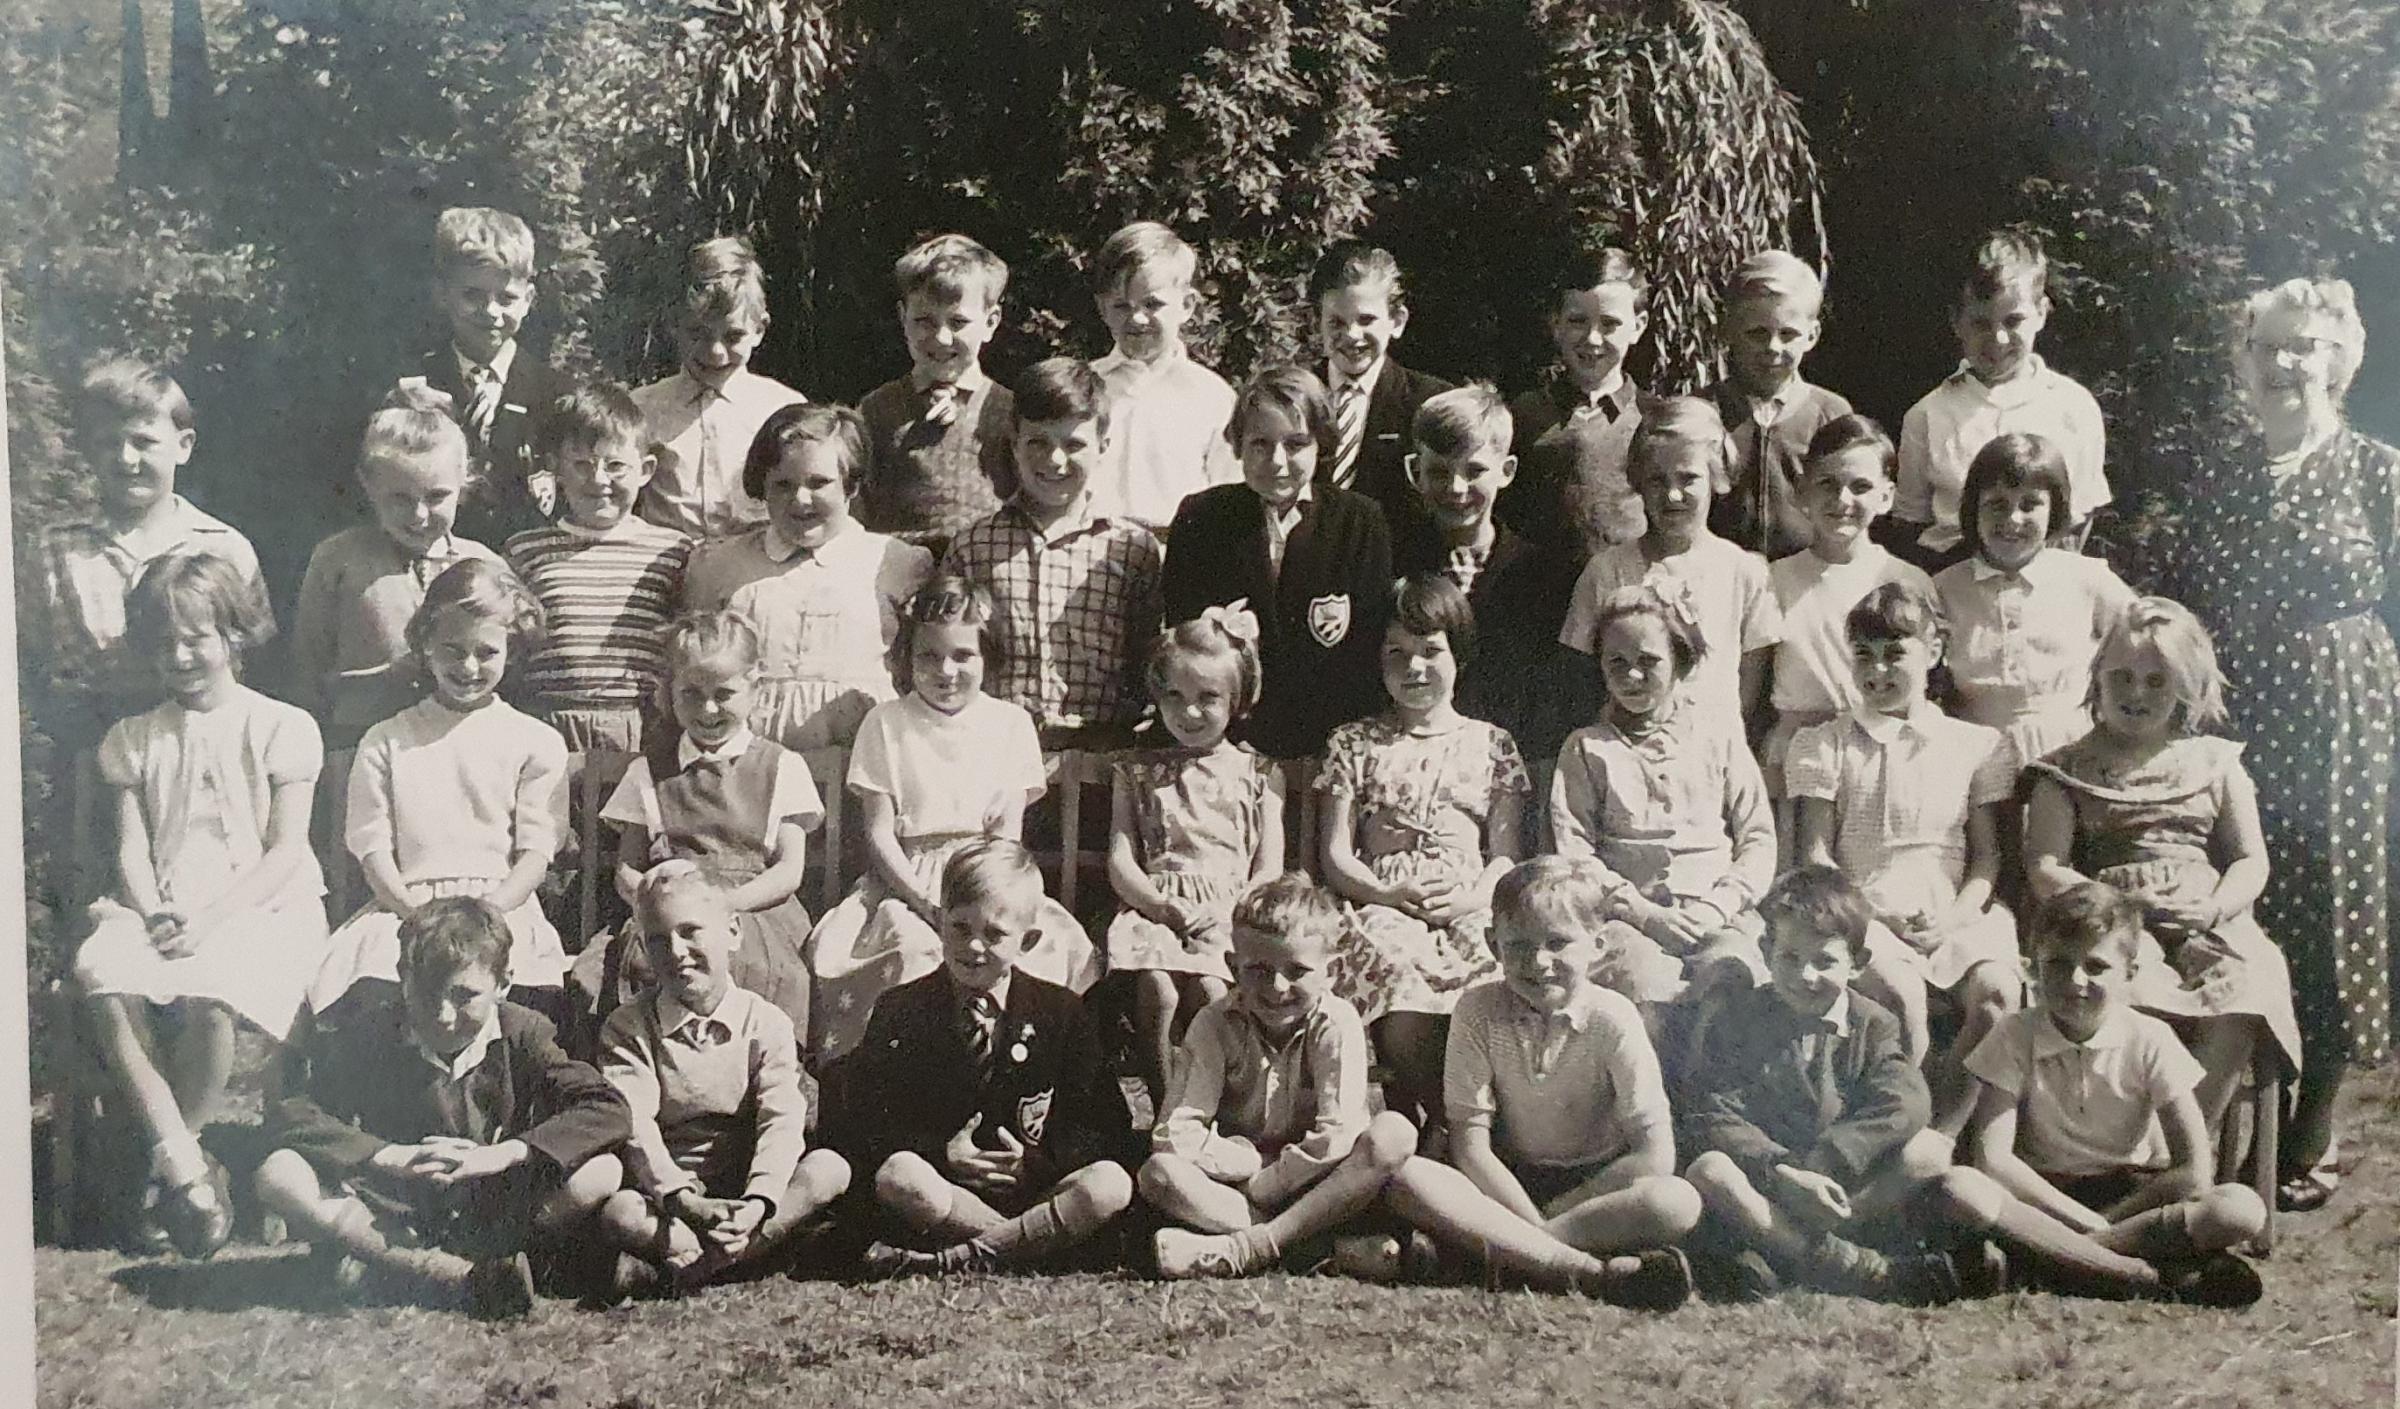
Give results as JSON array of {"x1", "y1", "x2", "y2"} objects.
[
  {"x1": 2045, "y1": 1169, "x2": 2152, "y2": 1212},
  {"x1": 343, "y1": 1159, "x2": 567, "y2": 1261},
  {"x1": 1513, "y1": 1158, "x2": 1611, "y2": 1212}
]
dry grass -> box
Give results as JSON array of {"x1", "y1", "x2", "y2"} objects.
[{"x1": 32, "y1": 1070, "x2": 2400, "y2": 1409}]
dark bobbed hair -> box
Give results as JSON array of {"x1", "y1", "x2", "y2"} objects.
[
  {"x1": 1957, "y1": 431, "x2": 2074, "y2": 559},
  {"x1": 1389, "y1": 572, "x2": 1478, "y2": 671},
  {"x1": 887, "y1": 575, "x2": 1006, "y2": 696},
  {"x1": 743, "y1": 401, "x2": 871, "y2": 501},
  {"x1": 1759, "y1": 865, "x2": 1874, "y2": 965}
]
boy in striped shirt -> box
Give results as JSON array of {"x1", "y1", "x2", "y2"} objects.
[{"x1": 503, "y1": 382, "x2": 691, "y2": 759}]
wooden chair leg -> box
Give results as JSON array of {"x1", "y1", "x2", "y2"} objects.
[
  {"x1": 2252, "y1": 1044, "x2": 2280, "y2": 1256},
  {"x1": 1059, "y1": 751, "x2": 1083, "y2": 915}
]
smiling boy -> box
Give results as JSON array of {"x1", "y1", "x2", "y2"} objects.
[
  {"x1": 35, "y1": 358, "x2": 273, "y2": 747},
  {"x1": 1497, "y1": 248, "x2": 1656, "y2": 560},
  {"x1": 419, "y1": 207, "x2": 573, "y2": 547},
  {"x1": 828, "y1": 839, "x2": 1137, "y2": 1276},
  {"x1": 1308, "y1": 240, "x2": 1451, "y2": 529},
  {"x1": 1087, "y1": 221, "x2": 1241, "y2": 531},
  {"x1": 592, "y1": 867, "x2": 850, "y2": 1294},
  {"x1": 259, "y1": 897, "x2": 626, "y2": 1317},
  {"x1": 1701, "y1": 252, "x2": 1854, "y2": 560},
  {"x1": 859, "y1": 235, "x2": 1018, "y2": 554},
  {"x1": 941, "y1": 358, "x2": 1162, "y2": 748}
]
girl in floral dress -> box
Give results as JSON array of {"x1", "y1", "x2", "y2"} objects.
[
  {"x1": 1319, "y1": 574, "x2": 1529, "y2": 1142},
  {"x1": 1106, "y1": 605, "x2": 1285, "y2": 1108},
  {"x1": 2025, "y1": 598, "x2": 2302, "y2": 1145}
]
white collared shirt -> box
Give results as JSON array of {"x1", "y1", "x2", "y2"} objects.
[
  {"x1": 1089, "y1": 345, "x2": 1240, "y2": 528},
  {"x1": 1933, "y1": 549, "x2": 2135, "y2": 741},
  {"x1": 1897, "y1": 354, "x2": 2110, "y2": 551},
  {"x1": 416, "y1": 1013, "x2": 502, "y2": 1082},
  {"x1": 632, "y1": 367, "x2": 808, "y2": 539},
  {"x1": 656, "y1": 991, "x2": 735, "y2": 1048},
  {"x1": 1262, "y1": 484, "x2": 1315, "y2": 576},
  {"x1": 1964, "y1": 1005, "x2": 2203, "y2": 1178},
  {"x1": 1785, "y1": 701, "x2": 2016, "y2": 919},
  {"x1": 454, "y1": 338, "x2": 518, "y2": 390},
  {"x1": 1445, "y1": 980, "x2": 1667, "y2": 1169}
]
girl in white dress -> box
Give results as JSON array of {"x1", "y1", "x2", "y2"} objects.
[
  {"x1": 305, "y1": 559, "x2": 570, "y2": 1025},
  {"x1": 1788, "y1": 580, "x2": 2022, "y2": 1130},
  {"x1": 1106, "y1": 604, "x2": 1284, "y2": 1107},
  {"x1": 806, "y1": 577, "x2": 1099, "y2": 1064},
  {"x1": 75, "y1": 555, "x2": 329, "y2": 1258},
  {"x1": 683, "y1": 403, "x2": 934, "y2": 748}
]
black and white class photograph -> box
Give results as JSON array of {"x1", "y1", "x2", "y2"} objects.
[{"x1": 5, "y1": 0, "x2": 2398, "y2": 1404}]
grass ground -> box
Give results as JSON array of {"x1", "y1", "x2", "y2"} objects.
[{"x1": 30, "y1": 1068, "x2": 2399, "y2": 1409}]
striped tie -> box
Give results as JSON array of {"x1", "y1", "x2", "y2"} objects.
[{"x1": 1332, "y1": 381, "x2": 1368, "y2": 489}]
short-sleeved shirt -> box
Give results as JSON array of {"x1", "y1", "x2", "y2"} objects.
[
  {"x1": 1897, "y1": 356, "x2": 2110, "y2": 553},
  {"x1": 37, "y1": 496, "x2": 271, "y2": 718},
  {"x1": 598, "y1": 985, "x2": 808, "y2": 1205},
  {"x1": 503, "y1": 518, "x2": 691, "y2": 712},
  {"x1": 600, "y1": 727, "x2": 825, "y2": 858},
  {"x1": 1088, "y1": 347, "x2": 1240, "y2": 529},
  {"x1": 345, "y1": 697, "x2": 568, "y2": 882},
  {"x1": 1444, "y1": 980, "x2": 1668, "y2": 1170},
  {"x1": 98, "y1": 684, "x2": 326, "y2": 912},
  {"x1": 1964, "y1": 1006, "x2": 2203, "y2": 1179},
  {"x1": 1784, "y1": 703, "x2": 2016, "y2": 910},
  {"x1": 940, "y1": 498, "x2": 1162, "y2": 731},
  {"x1": 632, "y1": 368, "x2": 808, "y2": 539},
  {"x1": 847, "y1": 692, "x2": 1046, "y2": 839},
  {"x1": 1560, "y1": 533, "x2": 1782, "y2": 734},
  {"x1": 683, "y1": 523, "x2": 935, "y2": 692},
  {"x1": 1933, "y1": 551, "x2": 2135, "y2": 747},
  {"x1": 1767, "y1": 546, "x2": 1935, "y2": 716}
]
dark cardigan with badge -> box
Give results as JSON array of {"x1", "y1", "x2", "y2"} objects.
[
  {"x1": 420, "y1": 346, "x2": 575, "y2": 549},
  {"x1": 1162, "y1": 482, "x2": 1393, "y2": 761},
  {"x1": 823, "y1": 968, "x2": 1138, "y2": 1185}
]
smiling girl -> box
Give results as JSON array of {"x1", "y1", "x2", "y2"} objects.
[
  {"x1": 684, "y1": 403, "x2": 934, "y2": 750},
  {"x1": 1932, "y1": 432, "x2": 2136, "y2": 767},
  {"x1": 305, "y1": 559, "x2": 572, "y2": 1027},
  {"x1": 804, "y1": 578, "x2": 1098, "y2": 1064}
]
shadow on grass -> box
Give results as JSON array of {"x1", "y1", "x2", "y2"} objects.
[{"x1": 108, "y1": 1251, "x2": 347, "y2": 1315}]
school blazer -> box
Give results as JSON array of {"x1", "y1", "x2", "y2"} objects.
[
  {"x1": 420, "y1": 348, "x2": 575, "y2": 549},
  {"x1": 271, "y1": 998, "x2": 630, "y2": 1179},
  {"x1": 824, "y1": 969, "x2": 1138, "y2": 1181},
  {"x1": 1161, "y1": 483, "x2": 1393, "y2": 760},
  {"x1": 1678, "y1": 983, "x2": 1928, "y2": 1190},
  {"x1": 1325, "y1": 360, "x2": 1452, "y2": 533}
]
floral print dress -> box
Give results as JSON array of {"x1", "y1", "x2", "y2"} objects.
[{"x1": 1318, "y1": 714, "x2": 1528, "y2": 1023}]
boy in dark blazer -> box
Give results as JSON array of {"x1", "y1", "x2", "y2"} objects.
[
  {"x1": 256, "y1": 897, "x2": 628, "y2": 1319},
  {"x1": 416, "y1": 205, "x2": 574, "y2": 548},
  {"x1": 1309, "y1": 241, "x2": 1451, "y2": 534},
  {"x1": 1679, "y1": 868, "x2": 1999, "y2": 1306},
  {"x1": 829, "y1": 840, "x2": 1138, "y2": 1276},
  {"x1": 1163, "y1": 365, "x2": 1393, "y2": 761}
]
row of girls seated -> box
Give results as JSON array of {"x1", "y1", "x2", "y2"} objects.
[{"x1": 59, "y1": 353, "x2": 2295, "y2": 1283}]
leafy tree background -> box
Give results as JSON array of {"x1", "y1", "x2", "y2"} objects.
[{"x1": 9, "y1": 0, "x2": 2400, "y2": 982}]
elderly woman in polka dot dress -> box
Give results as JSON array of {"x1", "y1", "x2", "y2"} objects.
[{"x1": 2182, "y1": 276, "x2": 2396, "y2": 1212}]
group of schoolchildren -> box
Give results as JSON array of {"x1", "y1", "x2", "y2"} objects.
[{"x1": 41, "y1": 202, "x2": 2299, "y2": 1321}]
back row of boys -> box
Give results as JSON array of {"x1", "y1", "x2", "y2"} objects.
[{"x1": 403, "y1": 207, "x2": 2102, "y2": 569}]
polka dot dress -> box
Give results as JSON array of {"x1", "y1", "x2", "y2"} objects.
[{"x1": 2183, "y1": 427, "x2": 2400, "y2": 1068}]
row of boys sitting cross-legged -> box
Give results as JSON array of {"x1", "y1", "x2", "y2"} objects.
[{"x1": 45, "y1": 204, "x2": 2291, "y2": 1316}]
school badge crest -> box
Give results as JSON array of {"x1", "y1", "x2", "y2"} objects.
[
  {"x1": 1307, "y1": 592, "x2": 1352, "y2": 647},
  {"x1": 1015, "y1": 1089, "x2": 1053, "y2": 1143}
]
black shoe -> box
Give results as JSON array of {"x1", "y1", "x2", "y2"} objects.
[
  {"x1": 2277, "y1": 1170, "x2": 2337, "y2": 1213},
  {"x1": 466, "y1": 1251, "x2": 537, "y2": 1320},
  {"x1": 2162, "y1": 1252, "x2": 2264, "y2": 1309},
  {"x1": 1954, "y1": 1240, "x2": 2010, "y2": 1299},
  {"x1": 1602, "y1": 1248, "x2": 1694, "y2": 1311},
  {"x1": 1881, "y1": 1250, "x2": 1964, "y2": 1307}
]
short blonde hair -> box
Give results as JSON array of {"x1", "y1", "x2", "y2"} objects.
[
  {"x1": 434, "y1": 207, "x2": 535, "y2": 281},
  {"x1": 941, "y1": 837, "x2": 1046, "y2": 914},
  {"x1": 1727, "y1": 250, "x2": 1823, "y2": 315},
  {"x1": 684, "y1": 235, "x2": 770, "y2": 327},
  {"x1": 1628, "y1": 395, "x2": 1728, "y2": 487},
  {"x1": 634, "y1": 861, "x2": 735, "y2": 935},
  {"x1": 1230, "y1": 873, "x2": 1343, "y2": 949},
  {"x1": 1411, "y1": 382, "x2": 1512, "y2": 460},
  {"x1": 2092, "y1": 595, "x2": 2228, "y2": 735},
  {"x1": 1095, "y1": 220, "x2": 1197, "y2": 295},
  {"x1": 2240, "y1": 276, "x2": 2366, "y2": 400}
]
